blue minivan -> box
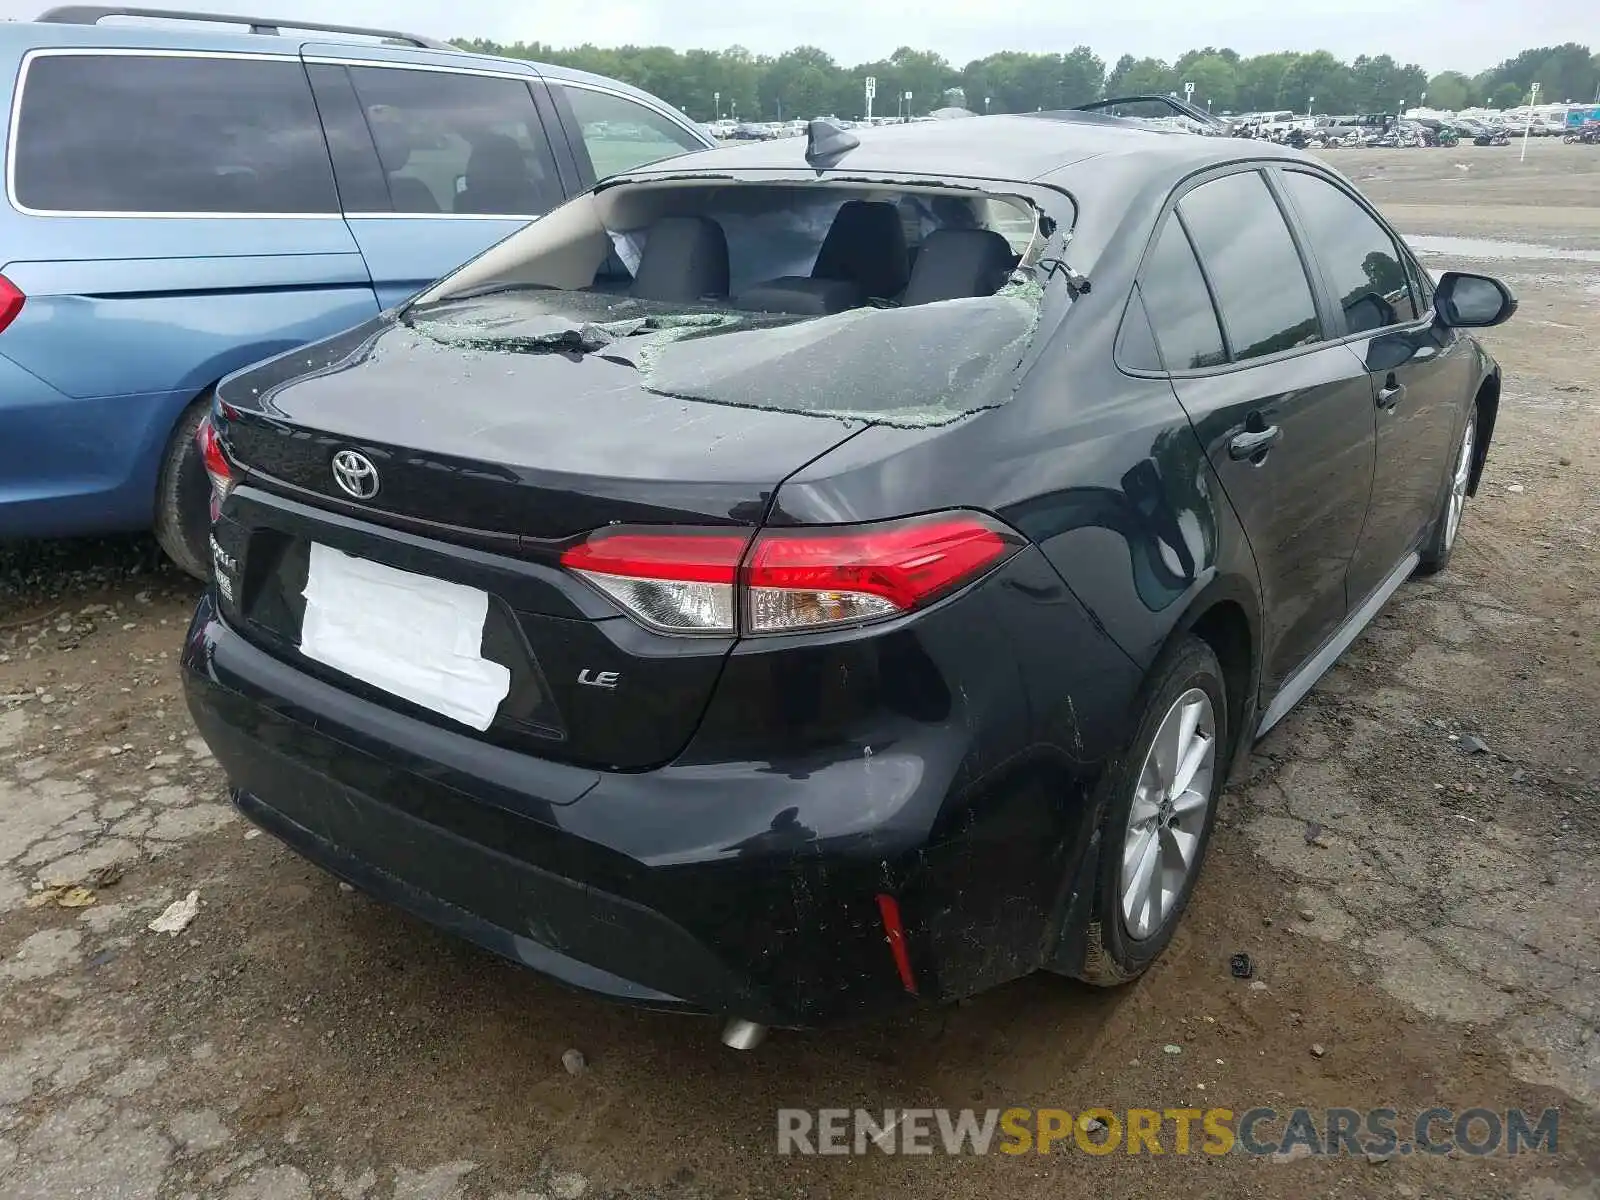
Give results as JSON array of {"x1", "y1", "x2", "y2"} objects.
[{"x1": 0, "y1": 7, "x2": 713, "y2": 576}]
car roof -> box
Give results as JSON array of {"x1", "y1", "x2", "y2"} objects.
[
  {"x1": 617, "y1": 112, "x2": 1325, "y2": 278},
  {"x1": 624, "y1": 112, "x2": 1304, "y2": 187}
]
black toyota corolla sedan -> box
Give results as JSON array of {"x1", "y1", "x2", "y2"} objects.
[{"x1": 183, "y1": 112, "x2": 1515, "y2": 1038}]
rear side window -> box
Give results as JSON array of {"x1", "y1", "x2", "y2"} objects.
[
  {"x1": 1178, "y1": 171, "x2": 1322, "y2": 362},
  {"x1": 347, "y1": 67, "x2": 561, "y2": 216},
  {"x1": 555, "y1": 86, "x2": 704, "y2": 180},
  {"x1": 1280, "y1": 171, "x2": 1418, "y2": 334},
  {"x1": 13, "y1": 53, "x2": 337, "y2": 214},
  {"x1": 1135, "y1": 218, "x2": 1227, "y2": 370}
]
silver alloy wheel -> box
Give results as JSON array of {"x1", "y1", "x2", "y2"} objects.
[
  {"x1": 1120, "y1": 688, "x2": 1216, "y2": 941},
  {"x1": 1444, "y1": 417, "x2": 1476, "y2": 552}
]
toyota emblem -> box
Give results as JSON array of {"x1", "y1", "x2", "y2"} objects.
[{"x1": 331, "y1": 450, "x2": 380, "y2": 500}]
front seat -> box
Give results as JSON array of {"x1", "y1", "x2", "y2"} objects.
[
  {"x1": 368, "y1": 119, "x2": 439, "y2": 213},
  {"x1": 810, "y1": 200, "x2": 910, "y2": 301},
  {"x1": 630, "y1": 216, "x2": 730, "y2": 302},
  {"x1": 900, "y1": 228, "x2": 1017, "y2": 305},
  {"x1": 455, "y1": 134, "x2": 538, "y2": 215}
]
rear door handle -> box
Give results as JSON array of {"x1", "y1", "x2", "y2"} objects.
[
  {"x1": 1377, "y1": 381, "x2": 1407, "y2": 409},
  {"x1": 1229, "y1": 425, "x2": 1282, "y2": 461}
]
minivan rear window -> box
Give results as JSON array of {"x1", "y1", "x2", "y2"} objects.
[{"x1": 12, "y1": 53, "x2": 339, "y2": 215}]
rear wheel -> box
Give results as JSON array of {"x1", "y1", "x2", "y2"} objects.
[
  {"x1": 152, "y1": 395, "x2": 214, "y2": 581},
  {"x1": 1073, "y1": 636, "x2": 1227, "y2": 986},
  {"x1": 1417, "y1": 412, "x2": 1476, "y2": 576}
]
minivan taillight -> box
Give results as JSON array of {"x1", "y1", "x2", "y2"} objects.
[
  {"x1": 0, "y1": 275, "x2": 25, "y2": 334},
  {"x1": 195, "y1": 413, "x2": 235, "y2": 520},
  {"x1": 559, "y1": 512, "x2": 1023, "y2": 636}
]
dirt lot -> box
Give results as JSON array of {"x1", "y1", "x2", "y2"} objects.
[{"x1": 1, "y1": 137, "x2": 1597, "y2": 1200}]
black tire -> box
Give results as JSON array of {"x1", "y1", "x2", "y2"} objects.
[
  {"x1": 152, "y1": 395, "x2": 215, "y2": 581},
  {"x1": 1073, "y1": 635, "x2": 1228, "y2": 987},
  {"x1": 1417, "y1": 409, "x2": 1478, "y2": 576}
]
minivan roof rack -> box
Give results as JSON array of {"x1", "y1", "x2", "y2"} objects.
[{"x1": 35, "y1": 6, "x2": 457, "y2": 51}]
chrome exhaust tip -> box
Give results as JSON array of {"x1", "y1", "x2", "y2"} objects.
[{"x1": 721, "y1": 1018, "x2": 767, "y2": 1050}]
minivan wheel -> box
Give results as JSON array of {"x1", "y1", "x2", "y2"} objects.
[
  {"x1": 1073, "y1": 635, "x2": 1227, "y2": 986},
  {"x1": 1417, "y1": 413, "x2": 1476, "y2": 576},
  {"x1": 153, "y1": 395, "x2": 214, "y2": 582}
]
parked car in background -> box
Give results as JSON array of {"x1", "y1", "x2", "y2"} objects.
[
  {"x1": 184, "y1": 114, "x2": 1513, "y2": 1036},
  {"x1": 0, "y1": 6, "x2": 712, "y2": 577}
]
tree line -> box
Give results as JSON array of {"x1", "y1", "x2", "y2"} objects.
[{"x1": 450, "y1": 38, "x2": 1600, "y2": 122}]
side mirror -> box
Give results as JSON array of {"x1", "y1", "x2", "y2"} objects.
[{"x1": 1435, "y1": 271, "x2": 1517, "y2": 328}]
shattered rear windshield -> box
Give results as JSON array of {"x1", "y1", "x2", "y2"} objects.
[
  {"x1": 410, "y1": 290, "x2": 772, "y2": 354},
  {"x1": 634, "y1": 283, "x2": 1042, "y2": 426},
  {"x1": 405, "y1": 180, "x2": 1056, "y2": 427},
  {"x1": 408, "y1": 281, "x2": 1045, "y2": 428}
]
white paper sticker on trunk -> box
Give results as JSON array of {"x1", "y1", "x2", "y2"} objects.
[{"x1": 300, "y1": 543, "x2": 511, "y2": 731}]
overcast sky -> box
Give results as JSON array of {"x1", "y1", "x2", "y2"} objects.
[{"x1": 4, "y1": 0, "x2": 1590, "y2": 74}]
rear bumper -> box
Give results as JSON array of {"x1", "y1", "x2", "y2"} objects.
[
  {"x1": 183, "y1": 593, "x2": 1089, "y2": 1026},
  {"x1": 229, "y1": 787, "x2": 708, "y2": 1009},
  {"x1": 183, "y1": 539, "x2": 1136, "y2": 1024},
  {"x1": 185, "y1": 609, "x2": 878, "y2": 1023},
  {"x1": 0, "y1": 359, "x2": 190, "y2": 537}
]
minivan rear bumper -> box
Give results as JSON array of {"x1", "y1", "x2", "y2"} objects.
[
  {"x1": 182, "y1": 582, "x2": 1123, "y2": 1026},
  {"x1": 0, "y1": 366, "x2": 190, "y2": 537}
]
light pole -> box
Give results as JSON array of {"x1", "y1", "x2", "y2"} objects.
[
  {"x1": 1308, "y1": 94, "x2": 1315, "y2": 118},
  {"x1": 1521, "y1": 81, "x2": 1539, "y2": 161},
  {"x1": 985, "y1": 95, "x2": 991, "y2": 114},
  {"x1": 714, "y1": 90, "x2": 721, "y2": 121}
]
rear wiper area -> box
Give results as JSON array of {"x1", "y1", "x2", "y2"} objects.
[
  {"x1": 483, "y1": 316, "x2": 647, "y2": 355},
  {"x1": 409, "y1": 309, "x2": 743, "y2": 356}
]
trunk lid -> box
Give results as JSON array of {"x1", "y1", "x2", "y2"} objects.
[
  {"x1": 218, "y1": 301, "x2": 865, "y2": 541},
  {"x1": 211, "y1": 297, "x2": 869, "y2": 772}
]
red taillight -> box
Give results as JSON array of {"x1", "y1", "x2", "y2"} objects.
[
  {"x1": 559, "y1": 530, "x2": 749, "y2": 584},
  {"x1": 196, "y1": 413, "x2": 235, "y2": 521},
  {"x1": 559, "y1": 512, "x2": 1021, "y2": 636},
  {"x1": 0, "y1": 275, "x2": 25, "y2": 334},
  {"x1": 745, "y1": 514, "x2": 1020, "y2": 633},
  {"x1": 560, "y1": 529, "x2": 750, "y2": 634}
]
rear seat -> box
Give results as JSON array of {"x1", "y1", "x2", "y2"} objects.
[
  {"x1": 899, "y1": 228, "x2": 1017, "y2": 305},
  {"x1": 629, "y1": 216, "x2": 730, "y2": 302},
  {"x1": 617, "y1": 206, "x2": 1016, "y2": 314},
  {"x1": 736, "y1": 200, "x2": 909, "y2": 314},
  {"x1": 734, "y1": 276, "x2": 861, "y2": 316}
]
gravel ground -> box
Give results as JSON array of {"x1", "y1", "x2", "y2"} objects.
[{"x1": 0, "y1": 137, "x2": 1597, "y2": 1200}]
